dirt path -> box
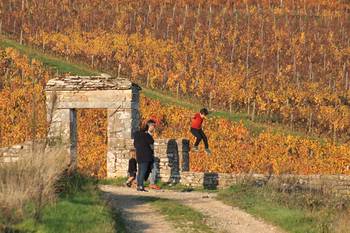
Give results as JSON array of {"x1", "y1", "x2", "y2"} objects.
[
  {"x1": 101, "y1": 185, "x2": 285, "y2": 233},
  {"x1": 103, "y1": 188, "x2": 176, "y2": 233}
]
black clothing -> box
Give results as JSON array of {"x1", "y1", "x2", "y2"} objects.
[
  {"x1": 133, "y1": 131, "x2": 154, "y2": 162},
  {"x1": 128, "y1": 158, "x2": 137, "y2": 177},
  {"x1": 190, "y1": 127, "x2": 209, "y2": 149}
]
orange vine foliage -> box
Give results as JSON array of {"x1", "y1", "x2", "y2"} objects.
[
  {"x1": 1, "y1": 47, "x2": 349, "y2": 176},
  {"x1": 0, "y1": 48, "x2": 49, "y2": 147},
  {"x1": 140, "y1": 95, "x2": 350, "y2": 175},
  {"x1": 3, "y1": 0, "x2": 349, "y2": 140},
  {"x1": 0, "y1": 49, "x2": 108, "y2": 178},
  {"x1": 77, "y1": 109, "x2": 107, "y2": 178}
]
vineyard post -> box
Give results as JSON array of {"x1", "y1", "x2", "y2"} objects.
[
  {"x1": 333, "y1": 123, "x2": 337, "y2": 143},
  {"x1": 146, "y1": 4, "x2": 151, "y2": 28},
  {"x1": 19, "y1": 0, "x2": 25, "y2": 45},
  {"x1": 172, "y1": 4, "x2": 176, "y2": 23},
  {"x1": 208, "y1": 5, "x2": 212, "y2": 29},
  {"x1": 247, "y1": 97, "x2": 251, "y2": 115},
  {"x1": 309, "y1": 55, "x2": 313, "y2": 81},
  {"x1": 117, "y1": 64, "x2": 121, "y2": 78},
  {"x1": 267, "y1": 98, "x2": 271, "y2": 120},
  {"x1": 277, "y1": 43, "x2": 281, "y2": 74},
  {"x1": 209, "y1": 91, "x2": 213, "y2": 110},
  {"x1": 252, "y1": 99, "x2": 256, "y2": 121},
  {"x1": 343, "y1": 63, "x2": 347, "y2": 90},
  {"x1": 293, "y1": 46, "x2": 297, "y2": 79},
  {"x1": 0, "y1": 20, "x2": 2, "y2": 34},
  {"x1": 91, "y1": 55, "x2": 94, "y2": 68},
  {"x1": 13, "y1": 19, "x2": 16, "y2": 34},
  {"x1": 183, "y1": 4, "x2": 188, "y2": 31},
  {"x1": 31, "y1": 74, "x2": 37, "y2": 152},
  {"x1": 20, "y1": 28, "x2": 23, "y2": 45},
  {"x1": 146, "y1": 72, "x2": 150, "y2": 87},
  {"x1": 166, "y1": 23, "x2": 169, "y2": 39},
  {"x1": 229, "y1": 99, "x2": 232, "y2": 113},
  {"x1": 246, "y1": 12, "x2": 250, "y2": 78},
  {"x1": 308, "y1": 106, "x2": 313, "y2": 134},
  {"x1": 176, "y1": 82, "x2": 180, "y2": 98},
  {"x1": 260, "y1": 13, "x2": 265, "y2": 78}
]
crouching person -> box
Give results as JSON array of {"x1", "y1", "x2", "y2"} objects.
[{"x1": 125, "y1": 149, "x2": 137, "y2": 187}]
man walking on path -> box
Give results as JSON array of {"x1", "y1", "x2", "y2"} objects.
[
  {"x1": 133, "y1": 119, "x2": 161, "y2": 191},
  {"x1": 190, "y1": 108, "x2": 211, "y2": 155}
]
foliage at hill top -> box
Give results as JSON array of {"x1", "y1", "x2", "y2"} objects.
[{"x1": 2, "y1": 0, "x2": 349, "y2": 141}]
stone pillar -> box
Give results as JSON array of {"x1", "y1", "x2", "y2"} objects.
[
  {"x1": 107, "y1": 108, "x2": 120, "y2": 177},
  {"x1": 154, "y1": 138, "x2": 190, "y2": 183},
  {"x1": 106, "y1": 87, "x2": 140, "y2": 178},
  {"x1": 69, "y1": 109, "x2": 77, "y2": 168},
  {"x1": 178, "y1": 139, "x2": 190, "y2": 172},
  {"x1": 131, "y1": 84, "x2": 140, "y2": 136},
  {"x1": 46, "y1": 108, "x2": 70, "y2": 147}
]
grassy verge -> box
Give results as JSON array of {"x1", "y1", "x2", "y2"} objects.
[
  {"x1": 0, "y1": 36, "x2": 98, "y2": 76},
  {"x1": 217, "y1": 183, "x2": 350, "y2": 233},
  {"x1": 13, "y1": 174, "x2": 126, "y2": 233},
  {"x1": 0, "y1": 36, "x2": 325, "y2": 141},
  {"x1": 140, "y1": 197, "x2": 214, "y2": 233}
]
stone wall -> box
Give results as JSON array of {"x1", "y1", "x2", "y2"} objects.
[
  {"x1": 107, "y1": 138, "x2": 350, "y2": 197},
  {"x1": 179, "y1": 172, "x2": 350, "y2": 196},
  {"x1": 0, "y1": 140, "x2": 46, "y2": 163},
  {"x1": 154, "y1": 138, "x2": 190, "y2": 183},
  {"x1": 2, "y1": 138, "x2": 350, "y2": 197},
  {"x1": 107, "y1": 138, "x2": 190, "y2": 180}
]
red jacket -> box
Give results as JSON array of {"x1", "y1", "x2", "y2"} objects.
[{"x1": 191, "y1": 113, "x2": 203, "y2": 129}]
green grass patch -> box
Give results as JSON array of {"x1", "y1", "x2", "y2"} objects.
[
  {"x1": 0, "y1": 36, "x2": 98, "y2": 76},
  {"x1": 140, "y1": 197, "x2": 214, "y2": 233},
  {"x1": 12, "y1": 174, "x2": 126, "y2": 233},
  {"x1": 98, "y1": 177, "x2": 128, "y2": 187},
  {"x1": 217, "y1": 183, "x2": 349, "y2": 233}
]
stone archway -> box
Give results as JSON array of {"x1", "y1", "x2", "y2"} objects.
[{"x1": 45, "y1": 74, "x2": 140, "y2": 177}]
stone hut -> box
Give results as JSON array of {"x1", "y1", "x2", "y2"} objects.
[{"x1": 45, "y1": 75, "x2": 140, "y2": 175}]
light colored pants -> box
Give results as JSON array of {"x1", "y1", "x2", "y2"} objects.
[{"x1": 149, "y1": 160, "x2": 158, "y2": 185}]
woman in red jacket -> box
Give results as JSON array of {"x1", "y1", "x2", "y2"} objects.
[{"x1": 190, "y1": 108, "x2": 211, "y2": 155}]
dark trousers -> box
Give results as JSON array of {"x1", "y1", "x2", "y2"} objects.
[
  {"x1": 137, "y1": 162, "x2": 152, "y2": 188},
  {"x1": 190, "y1": 128, "x2": 209, "y2": 149}
]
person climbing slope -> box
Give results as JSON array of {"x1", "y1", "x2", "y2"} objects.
[{"x1": 190, "y1": 108, "x2": 211, "y2": 155}]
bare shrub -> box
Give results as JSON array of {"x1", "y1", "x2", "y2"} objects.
[{"x1": 0, "y1": 148, "x2": 68, "y2": 229}]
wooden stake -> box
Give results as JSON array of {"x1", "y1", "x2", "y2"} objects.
[
  {"x1": 146, "y1": 72, "x2": 150, "y2": 87},
  {"x1": 176, "y1": 82, "x2": 180, "y2": 98},
  {"x1": 117, "y1": 64, "x2": 121, "y2": 78},
  {"x1": 209, "y1": 92, "x2": 213, "y2": 110},
  {"x1": 252, "y1": 100, "x2": 256, "y2": 121}
]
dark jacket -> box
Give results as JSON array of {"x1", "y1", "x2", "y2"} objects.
[
  {"x1": 128, "y1": 158, "x2": 137, "y2": 175},
  {"x1": 133, "y1": 131, "x2": 154, "y2": 162}
]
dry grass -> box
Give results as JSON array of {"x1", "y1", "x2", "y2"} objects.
[
  {"x1": 0, "y1": 148, "x2": 68, "y2": 230},
  {"x1": 332, "y1": 209, "x2": 350, "y2": 233}
]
